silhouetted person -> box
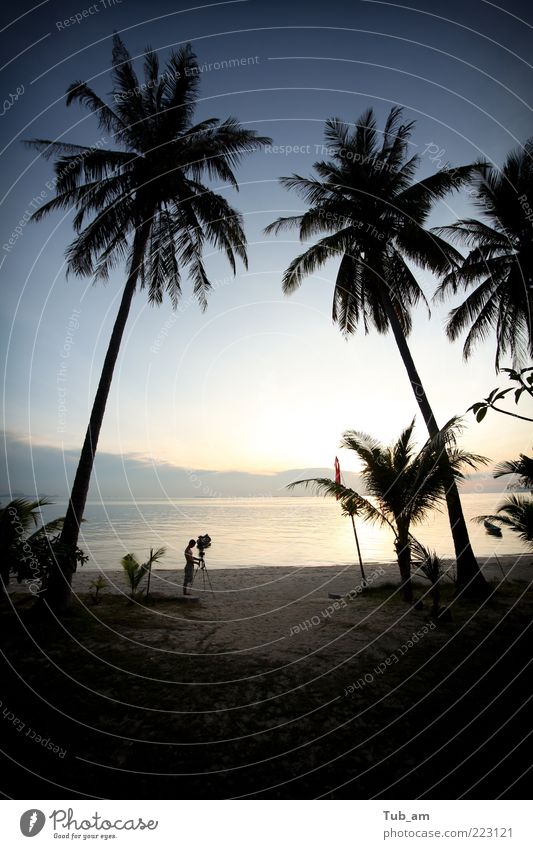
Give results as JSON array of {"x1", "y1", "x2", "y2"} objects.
[{"x1": 183, "y1": 539, "x2": 200, "y2": 595}]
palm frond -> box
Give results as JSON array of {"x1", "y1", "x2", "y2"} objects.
[
  {"x1": 475, "y1": 494, "x2": 533, "y2": 547},
  {"x1": 399, "y1": 164, "x2": 485, "y2": 229},
  {"x1": 286, "y1": 477, "x2": 392, "y2": 529},
  {"x1": 26, "y1": 517, "x2": 65, "y2": 542},
  {"x1": 278, "y1": 174, "x2": 340, "y2": 206},
  {"x1": 432, "y1": 219, "x2": 510, "y2": 252},
  {"x1": 494, "y1": 454, "x2": 533, "y2": 488},
  {"x1": 121, "y1": 552, "x2": 148, "y2": 596},
  {"x1": 281, "y1": 227, "x2": 354, "y2": 295},
  {"x1": 395, "y1": 226, "x2": 464, "y2": 276},
  {"x1": 145, "y1": 546, "x2": 167, "y2": 565}
]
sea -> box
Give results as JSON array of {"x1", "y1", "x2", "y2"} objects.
[{"x1": 37, "y1": 493, "x2": 523, "y2": 571}]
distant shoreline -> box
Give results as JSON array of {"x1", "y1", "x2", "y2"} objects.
[{"x1": 2, "y1": 487, "x2": 520, "y2": 501}]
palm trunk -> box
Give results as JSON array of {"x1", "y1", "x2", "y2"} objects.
[
  {"x1": 45, "y1": 226, "x2": 148, "y2": 611},
  {"x1": 350, "y1": 513, "x2": 366, "y2": 585},
  {"x1": 395, "y1": 536, "x2": 413, "y2": 603},
  {"x1": 0, "y1": 564, "x2": 9, "y2": 602},
  {"x1": 379, "y1": 286, "x2": 487, "y2": 596}
]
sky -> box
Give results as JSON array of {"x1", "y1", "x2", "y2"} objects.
[{"x1": 1, "y1": 0, "x2": 532, "y2": 497}]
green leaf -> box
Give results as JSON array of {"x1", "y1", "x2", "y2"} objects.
[{"x1": 476, "y1": 406, "x2": 488, "y2": 423}]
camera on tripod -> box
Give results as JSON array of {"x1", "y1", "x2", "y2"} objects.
[
  {"x1": 196, "y1": 534, "x2": 212, "y2": 560},
  {"x1": 194, "y1": 534, "x2": 214, "y2": 593}
]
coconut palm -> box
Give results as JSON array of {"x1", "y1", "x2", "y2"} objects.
[
  {"x1": 434, "y1": 139, "x2": 533, "y2": 369},
  {"x1": 289, "y1": 419, "x2": 485, "y2": 602},
  {"x1": 27, "y1": 35, "x2": 270, "y2": 610},
  {"x1": 266, "y1": 107, "x2": 486, "y2": 594}
]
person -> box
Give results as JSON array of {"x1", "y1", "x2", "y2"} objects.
[{"x1": 183, "y1": 538, "x2": 200, "y2": 595}]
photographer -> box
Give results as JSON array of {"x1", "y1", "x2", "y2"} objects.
[{"x1": 183, "y1": 539, "x2": 201, "y2": 595}]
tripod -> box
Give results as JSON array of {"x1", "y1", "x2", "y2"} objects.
[{"x1": 194, "y1": 552, "x2": 214, "y2": 594}]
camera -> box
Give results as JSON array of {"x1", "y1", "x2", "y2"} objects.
[{"x1": 196, "y1": 534, "x2": 212, "y2": 556}]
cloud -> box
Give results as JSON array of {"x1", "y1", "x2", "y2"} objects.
[
  {"x1": 1, "y1": 431, "x2": 502, "y2": 500},
  {"x1": 0, "y1": 431, "x2": 361, "y2": 499}
]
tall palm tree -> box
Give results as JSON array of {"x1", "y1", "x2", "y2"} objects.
[
  {"x1": 289, "y1": 420, "x2": 485, "y2": 602},
  {"x1": 28, "y1": 35, "x2": 270, "y2": 610},
  {"x1": 434, "y1": 139, "x2": 533, "y2": 369},
  {"x1": 266, "y1": 107, "x2": 487, "y2": 594}
]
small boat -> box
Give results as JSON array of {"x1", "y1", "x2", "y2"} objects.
[{"x1": 484, "y1": 519, "x2": 502, "y2": 537}]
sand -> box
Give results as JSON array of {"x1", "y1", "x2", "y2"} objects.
[
  {"x1": 48, "y1": 553, "x2": 532, "y2": 667},
  {"x1": 5, "y1": 552, "x2": 533, "y2": 798}
]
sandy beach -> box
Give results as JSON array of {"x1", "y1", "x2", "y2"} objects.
[
  {"x1": 53, "y1": 553, "x2": 532, "y2": 666},
  {"x1": 4, "y1": 552, "x2": 533, "y2": 799}
]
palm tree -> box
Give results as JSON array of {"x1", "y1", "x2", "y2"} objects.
[
  {"x1": 408, "y1": 539, "x2": 448, "y2": 618},
  {"x1": 143, "y1": 545, "x2": 167, "y2": 598},
  {"x1": 0, "y1": 498, "x2": 65, "y2": 595},
  {"x1": 27, "y1": 35, "x2": 270, "y2": 611},
  {"x1": 289, "y1": 420, "x2": 485, "y2": 602},
  {"x1": 121, "y1": 547, "x2": 166, "y2": 602},
  {"x1": 121, "y1": 554, "x2": 148, "y2": 602},
  {"x1": 266, "y1": 107, "x2": 487, "y2": 594},
  {"x1": 434, "y1": 139, "x2": 533, "y2": 369}
]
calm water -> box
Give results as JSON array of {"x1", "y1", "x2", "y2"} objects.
[{"x1": 38, "y1": 494, "x2": 522, "y2": 571}]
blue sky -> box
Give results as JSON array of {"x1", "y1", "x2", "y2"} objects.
[{"x1": 1, "y1": 0, "x2": 532, "y2": 496}]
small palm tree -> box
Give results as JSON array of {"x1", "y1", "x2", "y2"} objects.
[
  {"x1": 121, "y1": 554, "x2": 147, "y2": 602},
  {"x1": 89, "y1": 575, "x2": 108, "y2": 604},
  {"x1": 289, "y1": 420, "x2": 485, "y2": 602},
  {"x1": 28, "y1": 35, "x2": 270, "y2": 611},
  {"x1": 0, "y1": 498, "x2": 64, "y2": 594},
  {"x1": 410, "y1": 539, "x2": 450, "y2": 619},
  {"x1": 143, "y1": 546, "x2": 167, "y2": 598},
  {"x1": 434, "y1": 139, "x2": 533, "y2": 369},
  {"x1": 121, "y1": 546, "x2": 166, "y2": 602},
  {"x1": 266, "y1": 107, "x2": 486, "y2": 594}
]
